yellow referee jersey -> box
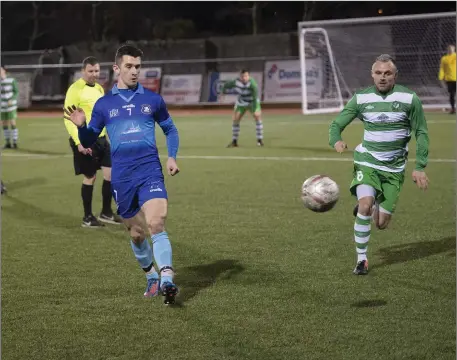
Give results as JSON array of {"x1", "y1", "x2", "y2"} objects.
[
  {"x1": 438, "y1": 52, "x2": 456, "y2": 82},
  {"x1": 63, "y1": 78, "x2": 106, "y2": 145}
]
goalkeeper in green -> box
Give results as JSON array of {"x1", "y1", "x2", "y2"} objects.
[
  {"x1": 328, "y1": 54, "x2": 430, "y2": 275},
  {"x1": 220, "y1": 70, "x2": 264, "y2": 147}
]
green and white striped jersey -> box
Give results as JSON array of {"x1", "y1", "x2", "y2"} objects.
[
  {"x1": 222, "y1": 78, "x2": 259, "y2": 107},
  {"x1": 329, "y1": 84, "x2": 429, "y2": 172},
  {"x1": 1, "y1": 76, "x2": 19, "y2": 113}
]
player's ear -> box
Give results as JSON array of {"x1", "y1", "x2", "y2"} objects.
[{"x1": 112, "y1": 64, "x2": 120, "y2": 73}]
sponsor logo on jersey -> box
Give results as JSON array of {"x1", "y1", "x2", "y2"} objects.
[
  {"x1": 377, "y1": 113, "x2": 390, "y2": 122},
  {"x1": 109, "y1": 108, "x2": 119, "y2": 118}
]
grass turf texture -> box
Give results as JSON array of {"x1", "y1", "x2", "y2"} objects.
[{"x1": 1, "y1": 112, "x2": 455, "y2": 360}]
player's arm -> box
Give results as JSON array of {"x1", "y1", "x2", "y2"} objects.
[
  {"x1": 11, "y1": 78, "x2": 19, "y2": 101},
  {"x1": 328, "y1": 95, "x2": 359, "y2": 151},
  {"x1": 438, "y1": 56, "x2": 445, "y2": 81},
  {"x1": 155, "y1": 97, "x2": 179, "y2": 159},
  {"x1": 155, "y1": 97, "x2": 180, "y2": 175},
  {"x1": 221, "y1": 80, "x2": 236, "y2": 93},
  {"x1": 77, "y1": 100, "x2": 105, "y2": 148},
  {"x1": 410, "y1": 94, "x2": 429, "y2": 171},
  {"x1": 409, "y1": 94, "x2": 429, "y2": 190},
  {"x1": 63, "y1": 86, "x2": 82, "y2": 145},
  {"x1": 250, "y1": 79, "x2": 260, "y2": 107}
]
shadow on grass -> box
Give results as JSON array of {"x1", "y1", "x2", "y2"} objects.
[
  {"x1": 2, "y1": 177, "x2": 47, "y2": 191},
  {"x1": 3, "y1": 191, "x2": 81, "y2": 228},
  {"x1": 7, "y1": 147, "x2": 68, "y2": 156},
  {"x1": 375, "y1": 236, "x2": 455, "y2": 269},
  {"x1": 171, "y1": 259, "x2": 245, "y2": 308},
  {"x1": 351, "y1": 299, "x2": 387, "y2": 308},
  {"x1": 273, "y1": 145, "x2": 343, "y2": 154}
]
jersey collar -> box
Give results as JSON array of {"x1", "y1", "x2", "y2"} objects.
[
  {"x1": 111, "y1": 83, "x2": 144, "y2": 95},
  {"x1": 375, "y1": 84, "x2": 396, "y2": 98},
  {"x1": 111, "y1": 83, "x2": 144, "y2": 102}
]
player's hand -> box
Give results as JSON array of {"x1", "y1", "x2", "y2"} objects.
[
  {"x1": 63, "y1": 105, "x2": 87, "y2": 128},
  {"x1": 7, "y1": 100, "x2": 13, "y2": 106},
  {"x1": 166, "y1": 158, "x2": 180, "y2": 176},
  {"x1": 334, "y1": 141, "x2": 348, "y2": 153},
  {"x1": 412, "y1": 170, "x2": 429, "y2": 191},
  {"x1": 77, "y1": 144, "x2": 92, "y2": 156}
]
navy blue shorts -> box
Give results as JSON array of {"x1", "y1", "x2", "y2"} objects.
[{"x1": 111, "y1": 177, "x2": 168, "y2": 219}]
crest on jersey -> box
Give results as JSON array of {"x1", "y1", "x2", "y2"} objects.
[
  {"x1": 391, "y1": 101, "x2": 400, "y2": 110},
  {"x1": 141, "y1": 104, "x2": 152, "y2": 114}
]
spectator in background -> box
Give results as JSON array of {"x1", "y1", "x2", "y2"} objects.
[{"x1": 438, "y1": 44, "x2": 456, "y2": 114}]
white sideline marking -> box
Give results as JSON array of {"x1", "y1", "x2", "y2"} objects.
[
  {"x1": 277, "y1": 119, "x2": 456, "y2": 125},
  {"x1": 1, "y1": 152, "x2": 455, "y2": 163}
]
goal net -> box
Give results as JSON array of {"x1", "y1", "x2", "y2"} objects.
[{"x1": 298, "y1": 12, "x2": 457, "y2": 114}]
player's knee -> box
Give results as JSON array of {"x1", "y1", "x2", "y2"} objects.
[
  {"x1": 147, "y1": 216, "x2": 166, "y2": 235},
  {"x1": 83, "y1": 175, "x2": 96, "y2": 185},
  {"x1": 376, "y1": 207, "x2": 392, "y2": 230},
  {"x1": 233, "y1": 113, "x2": 243, "y2": 122},
  {"x1": 358, "y1": 198, "x2": 374, "y2": 216},
  {"x1": 377, "y1": 217, "x2": 390, "y2": 230},
  {"x1": 130, "y1": 225, "x2": 146, "y2": 243},
  {"x1": 102, "y1": 167, "x2": 111, "y2": 181}
]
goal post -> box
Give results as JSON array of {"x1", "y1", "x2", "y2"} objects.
[
  {"x1": 298, "y1": 12, "x2": 457, "y2": 113},
  {"x1": 299, "y1": 27, "x2": 345, "y2": 114}
]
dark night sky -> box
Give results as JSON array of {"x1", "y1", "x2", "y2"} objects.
[{"x1": 1, "y1": 1, "x2": 456, "y2": 51}]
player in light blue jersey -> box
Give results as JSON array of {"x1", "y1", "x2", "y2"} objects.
[{"x1": 64, "y1": 45, "x2": 180, "y2": 305}]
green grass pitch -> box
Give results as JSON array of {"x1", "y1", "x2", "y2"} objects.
[{"x1": 1, "y1": 111, "x2": 455, "y2": 360}]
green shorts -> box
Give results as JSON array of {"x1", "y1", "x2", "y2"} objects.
[
  {"x1": 1, "y1": 110, "x2": 17, "y2": 121},
  {"x1": 350, "y1": 164, "x2": 405, "y2": 213},
  {"x1": 234, "y1": 101, "x2": 261, "y2": 115}
]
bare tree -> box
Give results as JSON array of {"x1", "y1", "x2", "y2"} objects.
[
  {"x1": 302, "y1": 1, "x2": 317, "y2": 21},
  {"x1": 91, "y1": 2, "x2": 102, "y2": 42},
  {"x1": 216, "y1": 2, "x2": 268, "y2": 35},
  {"x1": 28, "y1": 1, "x2": 58, "y2": 50},
  {"x1": 29, "y1": 2, "x2": 41, "y2": 50}
]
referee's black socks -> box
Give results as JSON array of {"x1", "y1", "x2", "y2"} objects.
[
  {"x1": 102, "y1": 180, "x2": 113, "y2": 215},
  {"x1": 81, "y1": 184, "x2": 94, "y2": 217}
]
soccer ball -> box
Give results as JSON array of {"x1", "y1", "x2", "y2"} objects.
[{"x1": 301, "y1": 175, "x2": 339, "y2": 212}]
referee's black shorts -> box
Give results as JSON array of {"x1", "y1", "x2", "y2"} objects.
[
  {"x1": 69, "y1": 136, "x2": 112, "y2": 178},
  {"x1": 446, "y1": 81, "x2": 456, "y2": 93}
]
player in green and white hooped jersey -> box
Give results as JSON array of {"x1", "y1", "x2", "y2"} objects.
[
  {"x1": 1, "y1": 67, "x2": 19, "y2": 149},
  {"x1": 221, "y1": 70, "x2": 264, "y2": 147},
  {"x1": 329, "y1": 54, "x2": 430, "y2": 275}
]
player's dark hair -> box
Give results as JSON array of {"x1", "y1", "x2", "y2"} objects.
[
  {"x1": 240, "y1": 69, "x2": 249, "y2": 74},
  {"x1": 115, "y1": 45, "x2": 143, "y2": 65},
  {"x1": 82, "y1": 56, "x2": 99, "y2": 69}
]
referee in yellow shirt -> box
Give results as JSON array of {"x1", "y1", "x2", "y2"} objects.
[
  {"x1": 64, "y1": 57, "x2": 121, "y2": 227},
  {"x1": 439, "y1": 44, "x2": 456, "y2": 114}
]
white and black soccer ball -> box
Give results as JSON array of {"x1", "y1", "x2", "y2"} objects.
[{"x1": 301, "y1": 175, "x2": 339, "y2": 212}]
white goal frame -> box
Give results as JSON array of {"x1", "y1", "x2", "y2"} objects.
[
  {"x1": 299, "y1": 27, "x2": 345, "y2": 114},
  {"x1": 298, "y1": 12, "x2": 457, "y2": 112}
]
